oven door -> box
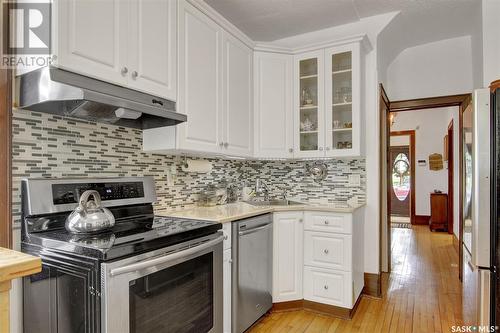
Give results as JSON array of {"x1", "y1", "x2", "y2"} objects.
[{"x1": 101, "y1": 232, "x2": 223, "y2": 333}]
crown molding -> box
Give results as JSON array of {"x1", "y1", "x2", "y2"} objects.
[
  {"x1": 255, "y1": 34, "x2": 372, "y2": 55},
  {"x1": 187, "y1": 0, "x2": 255, "y2": 49}
]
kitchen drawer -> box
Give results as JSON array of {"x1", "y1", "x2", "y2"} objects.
[
  {"x1": 304, "y1": 266, "x2": 352, "y2": 308},
  {"x1": 222, "y1": 223, "x2": 232, "y2": 250},
  {"x1": 304, "y1": 211, "x2": 352, "y2": 234},
  {"x1": 304, "y1": 231, "x2": 352, "y2": 271}
]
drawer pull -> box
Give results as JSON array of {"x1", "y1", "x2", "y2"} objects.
[
  {"x1": 324, "y1": 220, "x2": 329, "y2": 225},
  {"x1": 324, "y1": 285, "x2": 329, "y2": 290},
  {"x1": 323, "y1": 249, "x2": 329, "y2": 254}
]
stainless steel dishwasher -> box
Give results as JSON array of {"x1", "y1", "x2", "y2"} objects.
[{"x1": 232, "y1": 213, "x2": 273, "y2": 333}]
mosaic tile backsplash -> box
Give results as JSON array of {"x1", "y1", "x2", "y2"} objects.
[{"x1": 11, "y1": 109, "x2": 366, "y2": 226}]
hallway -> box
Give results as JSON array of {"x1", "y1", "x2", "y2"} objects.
[{"x1": 249, "y1": 225, "x2": 463, "y2": 332}]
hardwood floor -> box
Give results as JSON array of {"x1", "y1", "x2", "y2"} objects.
[{"x1": 249, "y1": 225, "x2": 462, "y2": 333}]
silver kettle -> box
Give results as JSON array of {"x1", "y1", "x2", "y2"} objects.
[{"x1": 65, "y1": 190, "x2": 115, "y2": 234}]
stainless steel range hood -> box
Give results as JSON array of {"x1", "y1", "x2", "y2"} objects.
[{"x1": 18, "y1": 67, "x2": 186, "y2": 129}]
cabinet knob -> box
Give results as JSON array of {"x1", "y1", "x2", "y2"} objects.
[
  {"x1": 228, "y1": 259, "x2": 233, "y2": 263},
  {"x1": 326, "y1": 147, "x2": 330, "y2": 151},
  {"x1": 131, "y1": 71, "x2": 138, "y2": 79},
  {"x1": 324, "y1": 220, "x2": 329, "y2": 225},
  {"x1": 121, "y1": 67, "x2": 128, "y2": 75},
  {"x1": 324, "y1": 249, "x2": 329, "y2": 254},
  {"x1": 289, "y1": 148, "x2": 294, "y2": 153},
  {"x1": 324, "y1": 285, "x2": 329, "y2": 290},
  {"x1": 224, "y1": 142, "x2": 229, "y2": 148},
  {"x1": 319, "y1": 147, "x2": 323, "y2": 151},
  {"x1": 224, "y1": 235, "x2": 228, "y2": 240},
  {"x1": 219, "y1": 142, "x2": 224, "y2": 147},
  {"x1": 299, "y1": 218, "x2": 303, "y2": 223}
]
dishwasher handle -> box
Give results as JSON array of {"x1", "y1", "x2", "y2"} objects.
[{"x1": 238, "y1": 223, "x2": 271, "y2": 236}]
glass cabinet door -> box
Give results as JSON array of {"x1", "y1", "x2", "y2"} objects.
[
  {"x1": 325, "y1": 43, "x2": 361, "y2": 157},
  {"x1": 295, "y1": 51, "x2": 324, "y2": 157},
  {"x1": 331, "y1": 51, "x2": 353, "y2": 151}
]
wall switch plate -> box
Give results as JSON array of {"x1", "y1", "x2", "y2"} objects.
[{"x1": 348, "y1": 174, "x2": 361, "y2": 187}]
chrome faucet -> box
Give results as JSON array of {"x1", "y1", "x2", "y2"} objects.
[{"x1": 255, "y1": 179, "x2": 270, "y2": 201}]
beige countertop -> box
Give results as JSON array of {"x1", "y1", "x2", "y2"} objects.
[{"x1": 165, "y1": 201, "x2": 365, "y2": 224}]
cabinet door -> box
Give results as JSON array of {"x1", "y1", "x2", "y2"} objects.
[
  {"x1": 273, "y1": 212, "x2": 304, "y2": 302},
  {"x1": 223, "y1": 248, "x2": 232, "y2": 333},
  {"x1": 128, "y1": 0, "x2": 177, "y2": 100},
  {"x1": 324, "y1": 43, "x2": 361, "y2": 157},
  {"x1": 222, "y1": 33, "x2": 253, "y2": 157},
  {"x1": 294, "y1": 50, "x2": 325, "y2": 158},
  {"x1": 55, "y1": 0, "x2": 128, "y2": 86},
  {"x1": 254, "y1": 52, "x2": 294, "y2": 159},
  {"x1": 177, "y1": 0, "x2": 223, "y2": 153}
]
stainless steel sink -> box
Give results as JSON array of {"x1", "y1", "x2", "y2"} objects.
[{"x1": 246, "y1": 199, "x2": 304, "y2": 206}]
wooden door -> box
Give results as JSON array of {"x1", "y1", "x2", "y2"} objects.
[
  {"x1": 177, "y1": 0, "x2": 223, "y2": 153},
  {"x1": 222, "y1": 32, "x2": 253, "y2": 157},
  {"x1": 128, "y1": 0, "x2": 177, "y2": 100},
  {"x1": 55, "y1": 0, "x2": 128, "y2": 86},
  {"x1": 389, "y1": 146, "x2": 411, "y2": 217}
]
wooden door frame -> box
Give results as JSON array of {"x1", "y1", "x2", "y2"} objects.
[
  {"x1": 389, "y1": 131, "x2": 416, "y2": 224},
  {"x1": 0, "y1": 0, "x2": 12, "y2": 249},
  {"x1": 380, "y1": 84, "x2": 471, "y2": 280},
  {"x1": 447, "y1": 120, "x2": 454, "y2": 236}
]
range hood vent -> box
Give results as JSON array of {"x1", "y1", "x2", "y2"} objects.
[{"x1": 18, "y1": 67, "x2": 186, "y2": 129}]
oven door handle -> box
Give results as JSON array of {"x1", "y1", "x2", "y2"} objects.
[{"x1": 109, "y1": 235, "x2": 223, "y2": 277}]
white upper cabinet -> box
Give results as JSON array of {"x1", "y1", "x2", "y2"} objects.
[
  {"x1": 290, "y1": 39, "x2": 366, "y2": 158},
  {"x1": 127, "y1": 0, "x2": 177, "y2": 100},
  {"x1": 324, "y1": 43, "x2": 362, "y2": 157},
  {"x1": 53, "y1": 0, "x2": 176, "y2": 99},
  {"x1": 176, "y1": 0, "x2": 223, "y2": 154},
  {"x1": 294, "y1": 50, "x2": 325, "y2": 158},
  {"x1": 54, "y1": 0, "x2": 128, "y2": 86},
  {"x1": 254, "y1": 52, "x2": 294, "y2": 159},
  {"x1": 222, "y1": 33, "x2": 253, "y2": 156},
  {"x1": 143, "y1": 1, "x2": 253, "y2": 158}
]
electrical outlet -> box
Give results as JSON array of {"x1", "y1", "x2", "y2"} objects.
[{"x1": 348, "y1": 174, "x2": 361, "y2": 187}]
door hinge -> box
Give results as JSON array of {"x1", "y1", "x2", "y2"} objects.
[{"x1": 89, "y1": 286, "x2": 101, "y2": 298}]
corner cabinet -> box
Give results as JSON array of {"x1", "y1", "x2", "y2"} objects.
[
  {"x1": 254, "y1": 52, "x2": 294, "y2": 159},
  {"x1": 272, "y1": 212, "x2": 304, "y2": 302},
  {"x1": 143, "y1": 0, "x2": 253, "y2": 158},
  {"x1": 53, "y1": 0, "x2": 177, "y2": 100},
  {"x1": 293, "y1": 40, "x2": 366, "y2": 158}
]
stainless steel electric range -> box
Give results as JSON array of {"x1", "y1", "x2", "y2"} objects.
[{"x1": 21, "y1": 177, "x2": 223, "y2": 333}]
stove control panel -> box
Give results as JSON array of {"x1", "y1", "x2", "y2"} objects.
[{"x1": 52, "y1": 182, "x2": 145, "y2": 205}]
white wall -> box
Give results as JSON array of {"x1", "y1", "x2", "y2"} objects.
[
  {"x1": 389, "y1": 107, "x2": 460, "y2": 237},
  {"x1": 482, "y1": 0, "x2": 500, "y2": 86},
  {"x1": 386, "y1": 36, "x2": 474, "y2": 100}
]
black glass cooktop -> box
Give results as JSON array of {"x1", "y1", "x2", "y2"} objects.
[{"x1": 22, "y1": 215, "x2": 221, "y2": 261}]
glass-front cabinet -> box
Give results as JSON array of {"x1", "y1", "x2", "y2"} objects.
[
  {"x1": 294, "y1": 41, "x2": 363, "y2": 158},
  {"x1": 295, "y1": 50, "x2": 325, "y2": 158}
]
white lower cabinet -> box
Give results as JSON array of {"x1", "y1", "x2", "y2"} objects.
[
  {"x1": 272, "y1": 209, "x2": 364, "y2": 311},
  {"x1": 223, "y1": 248, "x2": 232, "y2": 333},
  {"x1": 272, "y1": 212, "x2": 304, "y2": 302},
  {"x1": 303, "y1": 210, "x2": 364, "y2": 310},
  {"x1": 303, "y1": 266, "x2": 352, "y2": 307}
]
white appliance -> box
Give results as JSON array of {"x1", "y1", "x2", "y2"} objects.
[{"x1": 462, "y1": 88, "x2": 492, "y2": 327}]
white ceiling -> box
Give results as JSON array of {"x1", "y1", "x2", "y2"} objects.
[{"x1": 204, "y1": 0, "x2": 478, "y2": 42}]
